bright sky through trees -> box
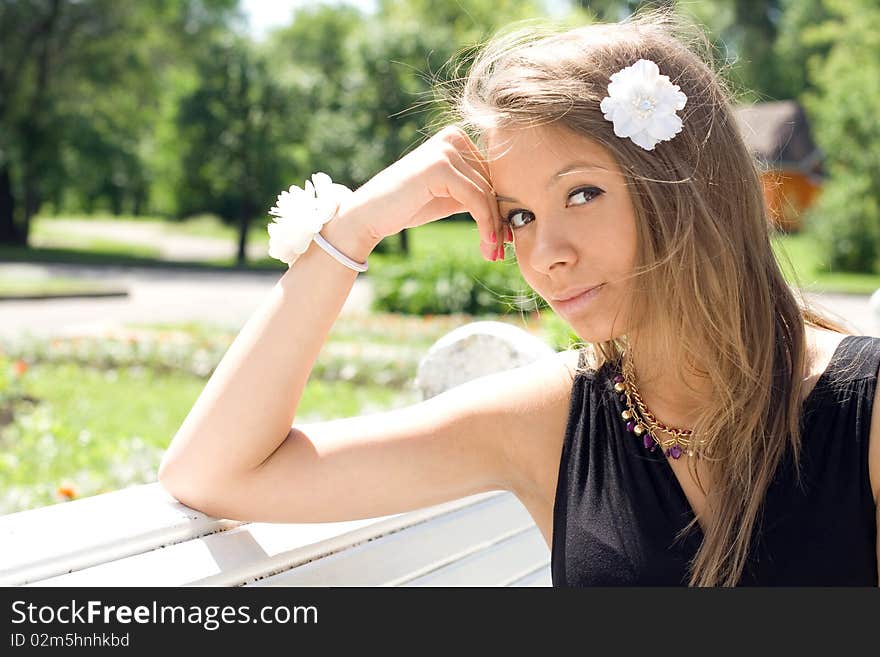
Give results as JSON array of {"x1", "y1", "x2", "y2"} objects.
[{"x1": 241, "y1": 0, "x2": 569, "y2": 39}]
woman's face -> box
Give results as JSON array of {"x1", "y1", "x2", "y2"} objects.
[{"x1": 485, "y1": 123, "x2": 638, "y2": 342}]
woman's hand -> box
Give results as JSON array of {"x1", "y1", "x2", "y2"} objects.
[{"x1": 337, "y1": 125, "x2": 508, "y2": 262}]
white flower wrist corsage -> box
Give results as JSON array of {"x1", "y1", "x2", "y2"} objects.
[
  {"x1": 599, "y1": 58, "x2": 688, "y2": 151},
  {"x1": 267, "y1": 172, "x2": 368, "y2": 272}
]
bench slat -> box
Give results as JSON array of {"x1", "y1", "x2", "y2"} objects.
[
  {"x1": 0, "y1": 483, "x2": 242, "y2": 586},
  {"x1": 399, "y1": 526, "x2": 550, "y2": 586},
  {"x1": 508, "y1": 564, "x2": 553, "y2": 587},
  {"x1": 26, "y1": 489, "x2": 510, "y2": 587},
  {"x1": 247, "y1": 492, "x2": 536, "y2": 586}
]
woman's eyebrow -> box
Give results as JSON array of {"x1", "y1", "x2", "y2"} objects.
[{"x1": 494, "y1": 161, "x2": 609, "y2": 203}]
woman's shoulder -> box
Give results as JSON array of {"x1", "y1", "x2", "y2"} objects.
[
  {"x1": 808, "y1": 329, "x2": 880, "y2": 392},
  {"x1": 830, "y1": 331, "x2": 880, "y2": 508}
]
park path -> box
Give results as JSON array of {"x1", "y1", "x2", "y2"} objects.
[
  {"x1": 2, "y1": 261, "x2": 879, "y2": 342},
  {"x1": 0, "y1": 262, "x2": 373, "y2": 341}
]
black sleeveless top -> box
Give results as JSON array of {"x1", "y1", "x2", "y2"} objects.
[{"x1": 551, "y1": 334, "x2": 879, "y2": 586}]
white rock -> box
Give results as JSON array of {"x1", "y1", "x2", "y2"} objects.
[{"x1": 414, "y1": 320, "x2": 556, "y2": 400}]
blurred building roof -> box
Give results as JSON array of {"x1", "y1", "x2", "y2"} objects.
[{"x1": 733, "y1": 100, "x2": 825, "y2": 181}]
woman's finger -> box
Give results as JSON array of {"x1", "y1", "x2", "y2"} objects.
[
  {"x1": 443, "y1": 128, "x2": 505, "y2": 259},
  {"x1": 450, "y1": 128, "x2": 494, "y2": 192},
  {"x1": 445, "y1": 149, "x2": 505, "y2": 260}
]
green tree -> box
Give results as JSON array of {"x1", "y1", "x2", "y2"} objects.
[
  {"x1": 267, "y1": 0, "x2": 547, "y2": 256},
  {"x1": 800, "y1": 0, "x2": 880, "y2": 272},
  {"x1": 573, "y1": 0, "x2": 812, "y2": 102},
  {"x1": 771, "y1": 0, "x2": 833, "y2": 101},
  {"x1": 0, "y1": 0, "x2": 237, "y2": 245},
  {"x1": 174, "y1": 37, "x2": 294, "y2": 266}
]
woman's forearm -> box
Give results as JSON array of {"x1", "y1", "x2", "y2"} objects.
[{"x1": 157, "y1": 197, "x2": 381, "y2": 491}]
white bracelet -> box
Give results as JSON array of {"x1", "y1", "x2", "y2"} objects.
[
  {"x1": 267, "y1": 172, "x2": 369, "y2": 273},
  {"x1": 313, "y1": 230, "x2": 369, "y2": 272}
]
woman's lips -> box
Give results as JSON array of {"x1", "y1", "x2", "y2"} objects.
[{"x1": 552, "y1": 283, "x2": 605, "y2": 316}]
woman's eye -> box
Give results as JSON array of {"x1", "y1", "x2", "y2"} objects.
[
  {"x1": 505, "y1": 186, "x2": 604, "y2": 229},
  {"x1": 569, "y1": 186, "x2": 603, "y2": 205}
]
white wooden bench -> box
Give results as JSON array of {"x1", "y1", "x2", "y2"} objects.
[{"x1": 0, "y1": 321, "x2": 557, "y2": 587}]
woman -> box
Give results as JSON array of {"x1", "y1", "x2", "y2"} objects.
[{"x1": 158, "y1": 7, "x2": 879, "y2": 586}]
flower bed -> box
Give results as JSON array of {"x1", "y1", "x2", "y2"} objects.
[{"x1": 0, "y1": 312, "x2": 556, "y2": 516}]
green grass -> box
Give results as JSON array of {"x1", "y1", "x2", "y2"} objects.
[
  {"x1": 37, "y1": 213, "x2": 167, "y2": 224},
  {"x1": 0, "y1": 361, "x2": 207, "y2": 514},
  {"x1": 16, "y1": 361, "x2": 409, "y2": 445},
  {"x1": 36, "y1": 212, "x2": 270, "y2": 246},
  {"x1": 0, "y1": 277, "x2": 124, "y2": 298},
  {"x1": 123, "y1": 320, "x2": 232, "y2": 340},
  {"x1": 31, "y1": 235, "x2": 161, "y2": 259},
  {"x1": 0, "y1": 244, "x2": 284, "y2": 271},
  {"x1": 20, "y1": 362, "x2": 206, "y2": 453},
  {"x1": 398, "y1": 218, "x2": 484, "y2": 258},
  {"x1": 0, "y1": 318, "x2": 442, "y2": 515},
  {"x1": 160, "y1": 214, "x2": 270, "y2": 244},
  {"x1": 771, "y1": 232, "x2": 880, "y2": 295}
]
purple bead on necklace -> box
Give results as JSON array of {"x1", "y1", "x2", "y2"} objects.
[{"x1": 612, "y1": 372, "x2": 686, "y2": 460}]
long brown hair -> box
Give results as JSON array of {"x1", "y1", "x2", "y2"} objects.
[{"x1": 438, "y1": 5, "x2": 852, "y2": 586}]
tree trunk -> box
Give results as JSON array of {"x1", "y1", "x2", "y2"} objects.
[
  {"x1": 111, "y1": 191, "x2": 122, "y2": 216},
  {"x1": 237, "y1": 201, "x2": 251, "y2": 268},
  {"x1": 21, "y1": 167, "x2": 39, "y2": 244},
  {"x1": 12, "y1": 0, "x2": 61, "y2": 247},
  {"x1": 132, "y1": 187, "x2": 146, "y2": 216},
  {"x1": 0, "y1": 165, "x2": 24, "y2": 245}
]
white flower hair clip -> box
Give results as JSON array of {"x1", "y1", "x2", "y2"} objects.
[
  {"x1": 599, "y1": 58, "x2": 688, "y2": 151},
  {"x1": 267, "y1": 172, "x2": 364, "y2": 271}
]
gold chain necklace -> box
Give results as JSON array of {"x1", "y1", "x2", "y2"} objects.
[{"x1": 612, "y1": 351, "x2": 710, "y2": 459}]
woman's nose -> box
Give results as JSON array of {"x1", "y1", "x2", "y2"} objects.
[{"x1": 527, "y1": 221, "x2": 578, "y2": 274}]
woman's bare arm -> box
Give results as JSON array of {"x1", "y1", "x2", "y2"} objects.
[
  {"x1": 158, "y1": 366, "x2": 526, "y2": 524},
  {"x1": 158, "y1": 318, "x2": 576, "y2": 524},
  {"x1": 157, "y1": 195, "x2": 382, "y2": 501}
]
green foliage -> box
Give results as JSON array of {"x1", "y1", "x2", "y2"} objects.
[
  {"x1": 0, "y1": 362, "x2": 181, "y2": 515},
  {"x1": 0, "y1": 0, "x2": 239, "y2": 240},
  {"x1": 369, "y1": 249, "x2": 545, "y2": 315},
  {"x1": 772, "y1": 0, "x2": 833, "y2": 100},
  {"x1": 803, "y1": 173, "x2": 880, "y2": 273},
  {"x1": 173, "y1": 37, "x2": 295, "y2": 256},
  {"x1": 539, "y1": 309, "x2": 585, "y2": 352},
  {"x1": 801, "y1": 0, "x2": 880, "y2": 272},
  {"x1": 585, "y1": 1, "x2": 790, "y2": 104}
]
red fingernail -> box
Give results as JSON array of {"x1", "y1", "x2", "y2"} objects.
[{"x1": 490, "y1": 232, "x2": 497, "y2": 243}]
